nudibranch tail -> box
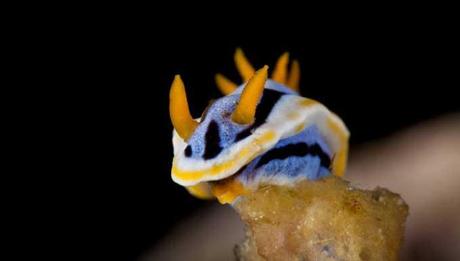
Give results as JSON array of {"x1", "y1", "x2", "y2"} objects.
[{"x1": 169, "y1": 49, "x2": 349, "y2": 205}]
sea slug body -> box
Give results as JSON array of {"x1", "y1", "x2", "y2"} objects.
[{"x1": 169, "y1": 49, "x2": 349, "y2": 204}]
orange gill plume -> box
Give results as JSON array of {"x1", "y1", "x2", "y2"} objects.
[
  {"x1": 271, "y1": 52, "x2": 289, "y2": 84},
  {"x1": 287, "y1": 59, "x2": 300, "y2": 92},
  {"x1": 215, "y1": 49, "x2": 301, "y2": 95},
  {"x1": 234, "y1": 48, "x2": 256, "y2": 82},
  {"x1": 215, "y1": 73, "x2": 237, "y2": 95},
  {"x1": 169, "y1": 75, "x2": 198, "y2": 141}
]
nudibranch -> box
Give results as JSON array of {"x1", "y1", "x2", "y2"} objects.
[{"x1": 169, "y1": 49, "x2": 349, "y2": 204}]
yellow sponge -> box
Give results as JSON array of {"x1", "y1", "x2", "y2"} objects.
[{"x1": 234, "y1": 176, "x2": 409, "y2": 261}]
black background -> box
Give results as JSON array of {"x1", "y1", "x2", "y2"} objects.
[{"x1": 54, "y1": 15, "x2": 458, "y2": 260}]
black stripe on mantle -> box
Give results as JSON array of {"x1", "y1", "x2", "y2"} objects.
[
  {"x1": 255, "y1": 142, "x2": 331, "y2": 169},
  {"x1": 235, "y1": 89, "x2": 285, "y2": 142}
]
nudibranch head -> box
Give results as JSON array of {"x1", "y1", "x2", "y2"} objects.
[{"x1": 169, "y1": 49, "x2": 349, "y2": 204}]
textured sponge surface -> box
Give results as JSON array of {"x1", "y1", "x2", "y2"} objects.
[{"x1": 234, "y1": 176, "x2": 409, "y2": 261}]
